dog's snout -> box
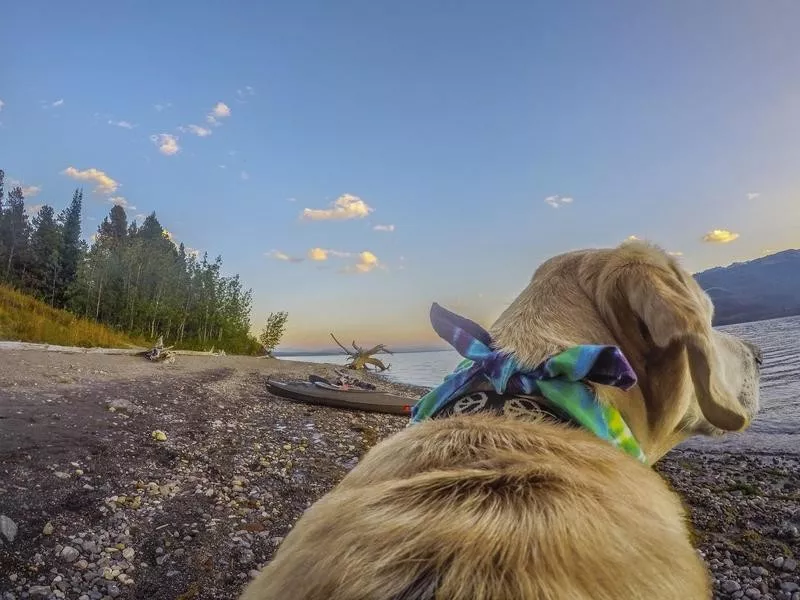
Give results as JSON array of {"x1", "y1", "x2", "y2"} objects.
[{"x1": 745, "y1": 341, "x2": 763, "y2": 366}]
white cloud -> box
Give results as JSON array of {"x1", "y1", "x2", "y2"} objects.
[
  {"x1": 544, "y1": 195, "x2": 574, "y2": 209},
  {"x1": 108, "y1": 196, "x2": 136, "y2": 210},
  {"x1": 150, "y1": 133, "x2": 180, "y2": 156},
  {"x1": 108, "y1": 119, "x2": 135, "y2": 129},
  {"x1": 308, "y1": 247, "x2": 329, "y2": 261},
  {"x1": 266, "y1": 250, "x2": 304, "y2": 263},
  {"x1": 22, "y1": 185, "x2": 42, "y2": 197},
  {"x1": 25, "y1": 204, "x2": 44, "y2": 217},
  {"x1": 747, "y1": 192, "x2": 761, "y2": 201},
  {"x1": 206, "y1": 115, "x2": 219, "y2": 126},
  {"x1": 154, "y1": 102, "x2": 172, "y2": 112},
  {"x1": 307, "y1": 248, "x2": 352, "y2": 261},
  {"x1": 354, "y1": 251, "x2": 380, "y2": 273},
  {"x1": 287, "y1": 197, "x2": 297, "y2": 202},
  {"x1": 62, "y1": 166, "x2": 120, "y2": 194},
  {"x1": 51, "y1": 99, "x2": 64, "y2": 108},
  {"x1": 702, "y1": 229, "x2": 740, "y2": 243},
  {"x1": 240, "y1": 170, "x2": 249, "y2": 180},
  {"x1": 183, "y1": 124, "x2": 212, "y2": 137},
  {"x1": 373, "y1": 224, "x2": 395, "y2": 232},
  {"x1": 301, "y1": 193, "x2": 374, "y2": 221},
  {"x1": 218, "y1": 164, "x2": 227, "y2": 169},
  {"x1": 211, "y1": 102, "x2": 231, "y2": 118},
  {"x1": 0, "y1": 99, "x2": 4, "y2": 112}
]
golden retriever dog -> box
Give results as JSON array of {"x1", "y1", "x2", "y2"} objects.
[{"x1": 241, "y1": 241, "x2": 761, "y2": 600}]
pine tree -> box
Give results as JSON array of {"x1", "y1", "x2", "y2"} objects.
[
  {"x1": 58, "y1": 188, "x2": 83, "y2": 307},
  {"x1": 28, "y1": 205, "x2": 63, "y2": 303},
  {"x1": 0, "y1": 169, "x2": 6, "y2": 272},
  {"x1": 1, "y1": 186, "x2": 31, "y2": 286}
]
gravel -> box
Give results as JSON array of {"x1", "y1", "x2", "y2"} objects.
[{"x1": 0, "y1": 350, "x2": 797, "y2": 599}]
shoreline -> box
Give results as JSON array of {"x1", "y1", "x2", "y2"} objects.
[{"x1": 0, "y1": 350, "x2": 797, "y2": 599}]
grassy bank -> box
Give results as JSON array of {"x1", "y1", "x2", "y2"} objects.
[{"x1": 0, "y1": 284, "x2": 148, "y2": 348}]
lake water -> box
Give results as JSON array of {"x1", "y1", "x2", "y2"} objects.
[{"x1": 283, "y1": 316, "x2": 800, "y2": 454}]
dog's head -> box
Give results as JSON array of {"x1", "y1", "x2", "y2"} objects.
[{"x1": 490, "y1": 240, "x2": 761, "y2": 460}]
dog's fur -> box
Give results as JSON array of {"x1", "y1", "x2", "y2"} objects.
[{"x1": 241, "y1": 241, "x2": 761, "y2": 600}]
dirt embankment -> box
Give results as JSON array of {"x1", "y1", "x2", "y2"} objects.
[{"x1": 0, "y1": 350, "x2": 797, "y2": 600}]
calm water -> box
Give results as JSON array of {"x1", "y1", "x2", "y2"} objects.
[{"x1": 284, "y1": 316, "x2": 800, "y2": 454}]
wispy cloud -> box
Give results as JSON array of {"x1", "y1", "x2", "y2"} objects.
[
  {"x1": 154, "y1": 102, "x2": 172, "y2": 112},
  {"x1": 266, "y1": 250, "x2": 304, "y2": 263},
  {"x1": 150, "y1": 133, "x2": 180, "y2": 156},
  {"x1": 301, "y1": 193, "x2": 374, "y2": 221},
  {"x1": 544, "y1": 195, "x2": 574, "y2": 209},
  {"x1": 108, "y1": 119, "x2": 135, "y2": 129},
  {"x1": 62, "y1": 166, "x2": 120, "y2": 194},
  {"x1": 240, "y1": 170, "x2": 249, "y2": 180},
  {"x1": 373, "y1": 224, "x2": 395, "y2": 232},
  {"x1": 25, "y1": 203, "x2": 44, "y2": 217},
  {"x1": 22, "y1": 185, "x2": 42, "y2": 197},
  {"x1": 307, "y1": 248, "x2": 352, "y2": 261},
  {"x1": 108, "y1": 196, "x2": 136, "y2": 210},
  {"x1": 51, "y1": 99, "x2": 64, "y2": 108},
  {"x1": 0, "y1": 99, "x2": 4, "y2": 112},
  {"x1": 747, "y1": 192, "x2": 761, "y2": 201},
  {"x1": 9, "y1": 179, "x2": 42, "y2": 198},
  {"x1": 182, "y1": 124, "x2": 212, "y2": 137},
  {"x1": 236, "y1": 86, "x2": 256, "y2": 102},
  {"x1": 287, "y1": 197, "x2": 297, "y2": 203},
  {"x1": 702, "y1": 229, "x2": 740, "y2": 243}
]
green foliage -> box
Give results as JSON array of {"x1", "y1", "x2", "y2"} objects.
[
  {"x1": 258, "y1": 311, "x2": 288, "y2": 355},
  {"x1": 0, "y1": 166, "x2": 262, "y2": 354}
]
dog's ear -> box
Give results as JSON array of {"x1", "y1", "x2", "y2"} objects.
[{"x1": 597, "y1": 243, "x2": 747, "y2": 431}]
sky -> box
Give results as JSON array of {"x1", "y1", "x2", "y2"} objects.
[{"x1": 2, "y1": 1, "x2": 800, "y2": 350}]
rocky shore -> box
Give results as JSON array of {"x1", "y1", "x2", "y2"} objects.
[{"x1": 0, "y1": 350, "x2": 797, "y2": 599}]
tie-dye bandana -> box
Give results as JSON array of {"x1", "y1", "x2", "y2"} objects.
[{"x1": 410, "y1": 303, "x2": 647, "y2": 464}]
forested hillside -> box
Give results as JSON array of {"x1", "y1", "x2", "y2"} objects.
[{"x1": 0, "y1": 168, "x2": 260, "y2": 354}]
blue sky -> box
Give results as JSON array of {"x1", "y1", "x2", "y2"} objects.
[{"x1": 2, "y1": 1, "x2": 800, "y2": 349}]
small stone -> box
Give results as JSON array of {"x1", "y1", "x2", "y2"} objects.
[
  {"x1": 28, "y1": 587, "x2": 51, "y2": 598},
  {"x1": 783, "y1": 558, "x2": 798, "y2": 572},
  {"x1": 774, "y1": 557, "x2": 785, "y2": 568},
  {"x1": 122, "y1": 548, "x2": 135, "y2": 560},
  {"x1": 43, "y1": 522, "x2": 54, "y2": 536},
  {"x1": 151, "y1": 430, "x2": 167, "y2": 442},
  {"x1": 779, "y1": 582, "x2": 799, "y2": 593},
  {"x1": 75, "y1": 559, "x2": 88, "y2": 570},
  {"x1": 61, "y1": 546, "x2": 80, "y2": 562},
  {"x1": 0, "y1": 515, "x2": 18, "y2": 543},
  {"x1": 103, "y1": 567, "x2": 115, "y2": 580},
  {"x1": 54, "y1": 471, "x2": 70, "y2": 479},
  {"x1": 744, "y1": 588, "x2": 761, "y2": 599},
  {"x1": 722, "y1": 580, "x2": 741, "y2": 593},
  {"x1": 107, "y1": 584, "x2": 120, "y2": 597}
]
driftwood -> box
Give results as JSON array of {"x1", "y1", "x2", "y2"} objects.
[
  {"x1": 330, "y1": 333, "x2": 392, "y2": 372},
  {"x1": 0, "y1": 341, "x2": 146, "y2": 355}
]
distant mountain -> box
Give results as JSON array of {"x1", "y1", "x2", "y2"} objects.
[{"x1": 694, "y1": 249, "x2": 800, "y2": 326}]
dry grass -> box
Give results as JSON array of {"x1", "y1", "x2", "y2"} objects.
[{"x1": 0, "y1": 285, "x2": 147, "y2": 348}]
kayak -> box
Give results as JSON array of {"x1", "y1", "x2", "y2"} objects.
[{"x1": 266, "y1": 378, "x2": 414, "y2": 416}]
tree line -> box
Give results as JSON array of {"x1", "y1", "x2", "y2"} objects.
[{"x1": 0, "y1": 168, "x2": 262, "y2": 354}]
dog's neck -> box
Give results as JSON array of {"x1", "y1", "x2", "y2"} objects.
[{"x1": 412, "y1": 303, "x2": 648, "y2": 464}]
